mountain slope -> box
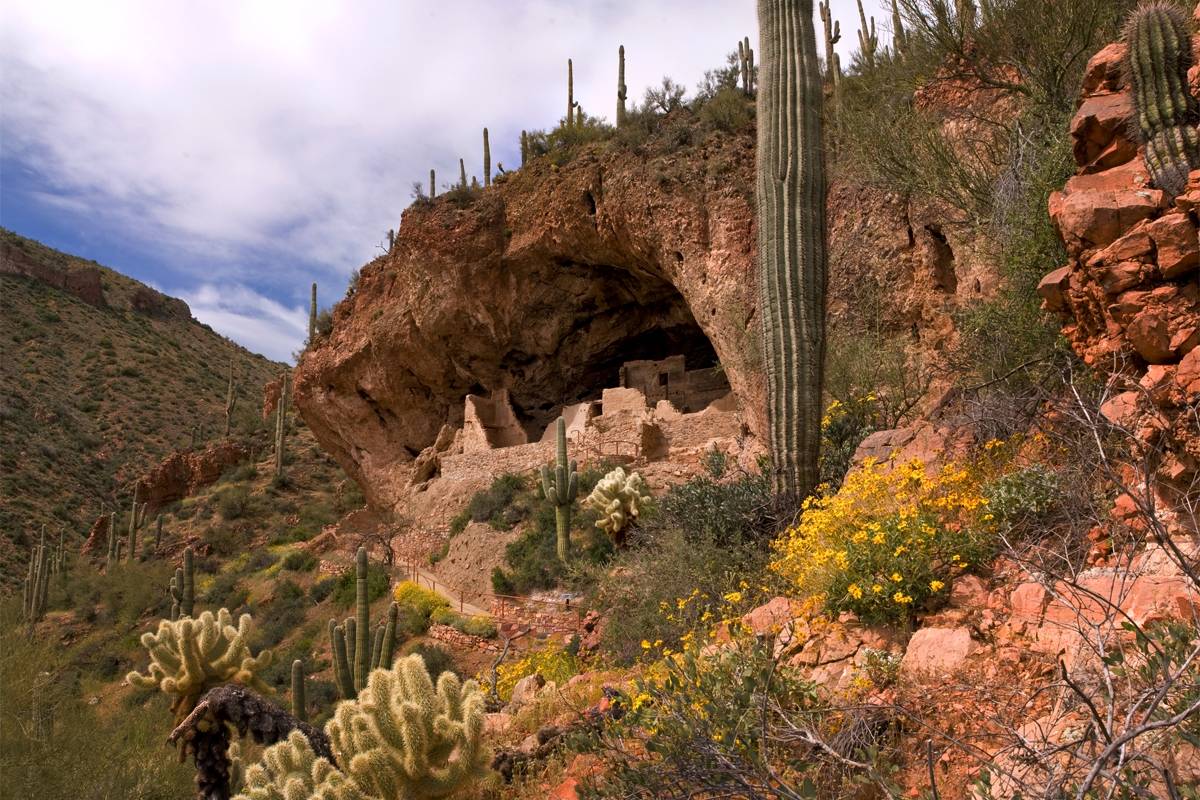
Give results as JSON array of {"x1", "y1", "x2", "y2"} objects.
[{"x1": 0, "y1": 229, "x2": 284, "y2": 584}]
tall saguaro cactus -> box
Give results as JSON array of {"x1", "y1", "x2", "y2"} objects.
[
  {"x1": 541, "y1": 417, "x2": 578, "y2": 563},
  {"x1": 430, "y1": 168, "x2": 436, "y2": 198},
  {"x1": 224, "y1": 358, "x2": 237, "y2": 436},
  {"x1": 819, "y1": 1, "x2": 841, "y2": 87},
  {"x1": 616, "y1": 45, "x2": 627, "y2": 127},
  {"x1": 856, "y1": 0, "x2": 877, "y2": 70},
  {"x1": 168, "y1": 546, "x2": 195, "y2": 620},
  {"x1": 483, "y1": 127, "x2": 491, "y2": 187},
  {"x1": 756, "y1": 0, "x2": 828, "y2": 504},
  {"x1": 567, "y1": 58, "x2": 575, "y2": 127},
  {"x1": 329, "y1": 548, "x2": 400, "y2": 700},
  {"x1": 892, "y1": 0, "x2": 908, "y2": 58},
  {"x1": 308, "y1": 282, "x2": 318, "y2": 343},
  {"x1": 291, "y1": 659, "x2": 308, "y2": 723},
  {"x1": 274, "y1": 370, "x2": 288, "y2": 479},
  {"x1": 458, "y1": 158, "x2": 467, "y2": 190},
  {"x1": 520, "y1": 130, "x2": 529, "y2": 165},
  {"x1": 1125, "y1": 1, "x2": 1200, "y2": 197}
]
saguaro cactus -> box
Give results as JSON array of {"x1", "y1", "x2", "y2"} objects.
[
  {"x1": 106, "y1": 510, "x2": 118, "y2": 567},
  {"x1": 567, "y1": 58, "x2": 575, "y2": 127},
  {"x1": 856, "y1": 0, "x2": 877, "y2": 70},
  {"x1": 617, "y1": 45, "x2": 627, "y2": 126},
  {"x1": 127, "y1": 488, "x2": 140, "y2": 564},
  {"x1": 329, "y1": 549, "x2": 399, "y2": 700},
  {"x1": 819, "y1": 1, "x2": 842, "y2": 87},
  {"x1": 756, "y1": 0, "x2": 828, "y2": 503},
  {"x1": 274, "y1": 371, "x2": 288, "y2": 479},
  {"x1": 483, "y1": 127, "x2": 491, "y2": 187},
  {"x1": 170, "y1": 546, "x2": 195, "y2": 620},
  {"x1": 540, "y1": 416, "x2": 578, "y2": 563},
  {"x1": 224, "y1": 358, "x2": 237, "y2": 436},
  {"x1": 291, "y1": 659, "x2": 307, "y2": 723},
  {"x1": 1125, "y1": 1, "x2": 1200, "y2": 197},
  {"x1": 458, "y1": 158, "x2": 467, "y2": 190},
  {"x1": 308, "y1": 282, "x2": 318, "y2": 344},
  {"x1": 22, "y1": 539, "x2": 50, "y2": 624},
  {"x1": 154, "y1": 513, "x2": 163, "y2": 553},
  {"x1": 892, "y1": 0, "x2": 908, "y2": 58},
  {"x1": 744, "y1": 35, "x2": 756, "y2": 94},
  {"x1": 430, "y1": 168, "x2": 436, "y2": 198}
]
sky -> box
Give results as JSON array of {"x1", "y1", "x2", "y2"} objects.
[{"x1": 0, "y1": 0, "x2": 892, "y2": 362}]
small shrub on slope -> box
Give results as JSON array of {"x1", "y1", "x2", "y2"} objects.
[{"x1": 771, "y1": 457, "x2": 997, "y2": 624}]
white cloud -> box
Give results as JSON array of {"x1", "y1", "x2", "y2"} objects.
[
  {"x1": 0, "y1": 0, "x2": 890, "y2": 358},
  {"x1": 180, "y1": 284, "x2": 308, "y2": 363}
]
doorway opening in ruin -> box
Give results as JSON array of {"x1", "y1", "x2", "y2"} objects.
[{"x1": 499, "y1": 262, "x2": 732, "y2": 438}]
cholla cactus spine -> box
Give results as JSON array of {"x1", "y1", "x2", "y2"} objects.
[
  {"x1": 236, "y1": 656, "x2": 486, "y2": 800},
  {"x1": 1124, "y1": 1, "x2": 1200, "y2": 196},
  {"x1": 583, "y1": 466, "x2": 652, "y2": 546},
  {"x1": 540, "y1": 416, "x2": 578, "y2": 563},
  {"x1": 127, "y1": 608, "x2": 273, "y2": 721}
]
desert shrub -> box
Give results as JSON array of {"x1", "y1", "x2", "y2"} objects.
[
  {"x1": 255, "y1": 581, "x2": 310, "y2": 648},
  {"x1": 60, "y1": 561, "x2": 173, "y2": 625},
  {"x1": 215, "y1": 485, "x2": 250, "y2": 520},
  {"x1": 334, "y1": 479, "x2": 365, "y2": 513},
  {"x1": 983, "y1": 463, "x2": 1060, "y2": 535},
  {"x1": 309, "y1": 576, "x2": 336, "y2": 604},
  {"x1": 203, "y1": 523, "x2": 240, "y2": 557},
  {"x1": 392, "y1": 580, "x2": 449, "y2": 619},
  {"x1": 0, "y1": 612, "x2": 194, "y2": 799},
  {"x1": 448, "y1": 511, "x2": 469, "y2": 536},
  {"x1": 642, "y1": 77, "x2": 687, "y2": 114},
  {"x1": 205, "y1": 571, "x2": 248, "y2": 612},
  {"x1": 281, "y1": 549, "x2": 318, "y2": 572},
  {"x1": 246, "y1": 550, "x2": 277, "y2": 572},
  {"x1": 430, "y1": 607, "x2": 497, "y2": 639},
  {"x1": 698, "y1": 86, "x2": 753, "y2": 133},
  {"x1": 221, "y1": 462, "x2": 257, "y2": 484},
  {"x1": 771, "y1": 458, "x2": 999, "y2": 624},
  {"x1": 330, "y1": 561, "x2": 390, "y2": 608},
  {"x1": 405, "y1": 642, "x2": 458, "y2": 680},
  {"x1": 465, "y1": 472, "x2": 527, "y2": 529},
  {"x1": 588, "y1": 470, "x2": 776, "y2": 664},
  {"x1": 582, "y1": 633, "x2": 888, "y2": 799},
  {"x1": 491, "y1": 465, "x2": 613, "y2": 594},
  {"x1": 819, "y1": 393, "x2": 882, "y2": 491},
  {"x1": 489, "y1": 642, "x2": 582, "y2": 702}
]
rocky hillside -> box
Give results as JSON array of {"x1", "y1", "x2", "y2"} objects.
[{"x1": 0, "y1": 229, "x2": 284, "y2": 585}]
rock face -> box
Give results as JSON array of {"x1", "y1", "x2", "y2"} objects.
[
  {"x1": 294, "y1": 116, "x2": 995, "y2": 512},
  {"x1": 1043, "y1": 37, "x2": 1200, "y2": 506},
  {"x1": 131, "y1": 439, "x2": 254, "y2": 512},
  {"x1": 1, "y1": 237, "x2": 106, "y2": 307}
]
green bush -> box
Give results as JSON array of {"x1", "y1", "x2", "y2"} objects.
[
  {"x1": 246, "y1": 550, "x2": 277, "y2": 572},
  {"x1": 491, "y1": 465, "x2": 614, "y2": 595},
  {"x1": 698, "y1": 86, "x2": 753, "y2": 133},
  {"x1": 588, "y1": 470, "x2": 777, "y2": 664},
  {"x1": 221, "y1": 462, "x2": 257, "y2": 483},
  {"x1": 216, "y1": 485, "x2": 251, "y2": 519},
  {"x1": 465, "y1": 472, "x2": 527, "y2": 530},
  {"x1": 0, "y1": 610, "x2": 194, "y2": 799},
  {"x1": 205, "y1": 571, "x2": 248, "y2": 612},
  {"x1": 983, "y1": 464, "x2": 1060, "y2": 534},
  {"x1": 392, "y1": 580, "x2": 449, "y2": 619},
  {"x1": 281, "y1": 550, "x2": 318, "y2": 572},
  {"x1": 309, "y1": 576, "x2": 337, "y2": 604},
  {"x1": 404, "y1": 642, "x2": 458, "y2": 680},
  {"x1": 430, "y1": 607, "x2": 497, "y2": 639}
]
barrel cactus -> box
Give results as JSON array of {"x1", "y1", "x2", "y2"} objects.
[
  {"x1": 1124, "y1": 1, "x2": 1200, "y2": 196},
  {"x1": 234, "y1": 654, "x2": 487, "y2": 800},
  {"x1": 583, "y1": 466, "x2": 651, "y2": 546}
]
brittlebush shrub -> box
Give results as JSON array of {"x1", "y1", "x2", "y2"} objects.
[
  {"x1": 487, "y1": 642, "x2": 582, "y2": 702},
  {"x1": 771, "y1": 457, "x2": 997, "y2": 624}
]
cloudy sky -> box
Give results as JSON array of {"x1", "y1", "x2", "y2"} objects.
[{"x1": 1, "y1": 0, "x2": 891, "y2": 362}]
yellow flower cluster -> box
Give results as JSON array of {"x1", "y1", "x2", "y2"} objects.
[
  {"x1": 771, "y1": 457, "x2": 995, "y2": 623},
  {"x1": 486, "y1": 642, "x2": 581, "y2": 702}
]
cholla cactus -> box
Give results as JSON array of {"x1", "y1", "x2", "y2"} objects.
[
  {"x1": 127, "y1": 608, "x2": 272, "y2": 721},
  {"x1": 235, "y1": 655, "x2": 487, "y2": 800},
  {"x1": 583, "y1": 466, "x2": 651, "y2": 546}
]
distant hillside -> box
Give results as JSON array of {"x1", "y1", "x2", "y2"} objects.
[{"x1": 0, "y1": 228, "x2": 285, "y2": 584}]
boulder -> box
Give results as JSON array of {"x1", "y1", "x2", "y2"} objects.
[
  {"x1": 1069, "y1": 92, "x2": 1135, "y2": 172},
  {"x1": 900, "y1": 627, "x2": 977, "y2": 678},
  {"x1": 1048, "y1": 161, "x2": 1165, "y2": 254},
  {"x1": 507, "y1": 673, "x2": 545, "y2": 711}
]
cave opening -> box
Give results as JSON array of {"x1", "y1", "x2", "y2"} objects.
[{"x1": 500, "y1": 261, "x2": 730, "y2": 437}]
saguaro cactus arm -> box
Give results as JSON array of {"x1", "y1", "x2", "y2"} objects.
[{"x1": 756, "y1": 0, "x2": 828, "y2": 503}]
